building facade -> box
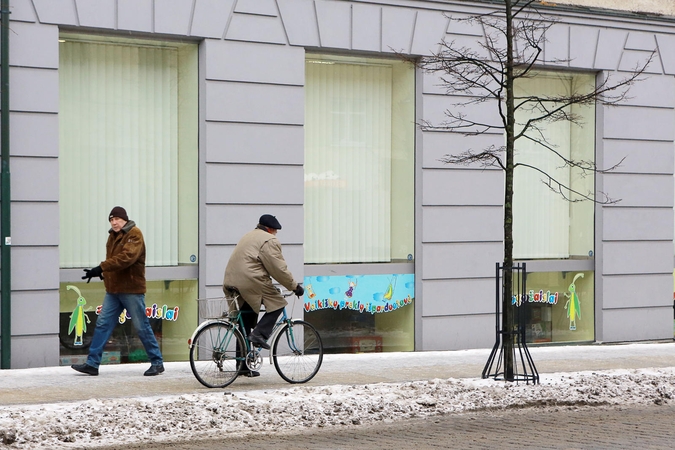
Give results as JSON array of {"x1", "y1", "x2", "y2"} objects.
[{"x1": 2, "y1": 0, "x2": 674, "y2": 368}]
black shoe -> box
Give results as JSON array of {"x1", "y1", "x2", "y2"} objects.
[
  {"x1": 238, "y1": 369, "x2": 260, "y2": 378},
  {"x1": 71, "y1": 363, "x2": 98, "y2": 376},
  {"x1": 144, "y1": 364, "x2": 165, "y2": 376},
  {"x1": 249, "y1": 331, "x2": 270, "y2": 350}
]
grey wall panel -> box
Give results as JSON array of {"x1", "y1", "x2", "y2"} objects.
[
  {"x1": 205, "y1": 81, "x2": 303, "y2": 124},
  {"x1": 12, "y1": 202, "x2": 59, "y2": 246},
  {"x1": 10, "y1": 112, "x2": 58, "y2": 157},
  {"x1": 11, "y1": 335, "x2": 60, "y2": 368},
  {"x1": 117, "y1": 0, "x2": 153, "y2": 33},
  {"x1": 602, "y1": 241, "x2": 672, "y2": 275},
  {"x1": 625, "y1": 31, "x2": 657, "y2": 51},
  {"x1": 205, "y1": 204, "x2": 303, "y2": 245},
  {"x1": 204, "y1": 40, "x2": 304, "y2": 85},
  {"x1": 594, "y1": 28, "x2": 627, "y2": 71},
  {"x1": 10, "y1": 22, "x2": 58, "y2": 69},
  {"x1": 205, "y1": 122, "x2": 303, "y2": 164},
  {"x1": 191, "y1": 0, "x2": 234, "y2": 38},
  {"x1": 12, "y1": 247, "x2": 59, "y2": 290},
  {"x1": 619, "y1": 50, "x2": 662, "y2": 75},
  {"x1": 543, "y1": 23, "x2": 569, "y2": 66},
  {"x1": 12, "y1": 291, "x2": 59, "y2": 335},
  {"x1": 619, "y1": 75, "x2": 675, "y2": 108},
  {"x1": 603, "y1": 207, "x2": 673, "y2": 241},
  {"x1": 352, "y1": 3, "x2": 380, "y2": 52},
  {"x1": 226, "y1": 14, "x2": 286, "y2": 44},
  {"x1": 445, "y1": 12, "x2": 482, "y2": 36},
  {"x1": 315, "y1": 0, "x2": 351, "y2": 49},
  {"x1": 603, "y1": 139, "x2": 674, "y2": 174},
  {"x1": 205, "y1": 164, "x2": 304, "y2": 204},
  {"x1": 603, "y1": 106, "x2": 675, "y2": 141},
  {"x1": 602, "y1": 274, "x2": 672, "y2": 309},
  {"x1": 569, "y1": 25, "x2": 598, "y2": 69},
  {"x1": 155, "y1": 0, "x2": 193, "y2": 35},
  {"x1": 421, "y1": 131, "x2": 504, "y2": 169},
  {"x1": 423, "y1": 169, "x2": 503, "y2": 206},
  {"x1": 655, "y1": 34, "x2": 675, "y2": 75},
  {"x1": 75, "y1": 0, "x2": 115, "y2": 29},
  {"x1": 421, "y1": 314, "x2": 495, "y2": 350},
  {"x1": 235, "y1": 0, "x2": 277, "y2": 15},
  {"x1": 422, "y1": 206, "x2": 503, "y2": 243},
  {"x1": 423, "y1": 94, "x2": 502, "y2": 133},
  {"x1": 10, "y1": 67, "x2": 58, "y2": 113},
  {"x1": 277, "y1": 0, "x2": 320, "y2": 47},
  {"x1": 204, "y1": 245, "x2": 231, "y2": 287},
  {"x1": 32, "y1": 0, "x2": 77, "y2": 25},
  {"x1": 602, "y1": 173, "x2": 672, "y2": 207},
  {"x1": 422, "y1": 242, "x2": 502, "y2": 279},
  {"x1": 422, "y1": 278, "x2": 495, "y2": 316},
  {"x1": 601, "y1": 307, "x2": 672, "y2": 342},
  {"x1": 11, "y1": 157, "x2": 59, "y2": 201},
  {"x1": 8, "y1": 0, "x2": 38, "y2": 22},
  {"x1": 410, "y1": 9, "x2": 447, "y2": 56},
  {"x1": 382, "y1": 7, "x2": 416, "y2": 54}
]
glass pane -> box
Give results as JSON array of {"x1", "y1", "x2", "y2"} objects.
[
  {"x1": 304, "y1": 55, "x2": 414, "y2": 264},
  {"x1": 303, "y1": 274, "x2": 415, "y2": 353},
  {"x1": 58, "y1": 280, "x2": 198, "y2": 365},
  {"x1": 514, "y1": 271, "x2": 594, "y2": 343}
]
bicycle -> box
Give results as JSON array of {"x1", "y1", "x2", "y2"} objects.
[{"x1": 187, "y1": 288, "x2": 323, "y2": 388}]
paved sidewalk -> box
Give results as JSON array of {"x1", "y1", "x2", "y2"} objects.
[{"x1": 1, "y1": 340, "x2": 674, "y2": 406}]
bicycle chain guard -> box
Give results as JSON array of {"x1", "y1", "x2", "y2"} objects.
[{"x1": 246, "y1": 349, "x2": 263, "y2": 371}]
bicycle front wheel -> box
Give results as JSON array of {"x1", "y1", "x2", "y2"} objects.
[
  {"x1": 272, "y1": 320, "x2": 323, "y2": 384},
  {"x1": 189, "y1": 322, "x2": 244, "y2": 388}
]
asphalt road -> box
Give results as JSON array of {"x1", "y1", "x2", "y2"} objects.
[{"x1": 98, "y1": 403, "x2": 675, "y2": 449}]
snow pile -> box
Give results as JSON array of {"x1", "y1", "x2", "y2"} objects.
[{"x1": 1, "y1": 368, "x2": 675, "y2": 449}]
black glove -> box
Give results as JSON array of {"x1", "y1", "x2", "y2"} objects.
[
  {"x1": 82, "y1": 266, "x2": 103, "y2": 283},
  {"x1": 293, "y1": 284, "x2": 304, "y2": 297}
]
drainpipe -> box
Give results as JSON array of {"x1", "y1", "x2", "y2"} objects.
[{"x1": 1, "y1": 0, "x2": 11, "y2": 369}]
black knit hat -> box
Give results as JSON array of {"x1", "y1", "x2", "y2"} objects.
[
  {"x1": 109, "y1": 206, "x2": 129, "y2": 222},
  {"x1": 259, "y1": 214, "x2": 282, "y2": 230}
]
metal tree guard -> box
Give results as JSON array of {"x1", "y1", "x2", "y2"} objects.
[{"x1": 482, "y1": 262, "x2": 539, "y2": 384}]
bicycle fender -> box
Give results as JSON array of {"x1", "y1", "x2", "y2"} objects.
[{"x1": 187, "y1": 320, "x2": 224, "y2": 349}]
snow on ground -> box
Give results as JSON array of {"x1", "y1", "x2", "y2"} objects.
[{"x1": 1, "y1": 367, "x2": 675, "y2": 449}]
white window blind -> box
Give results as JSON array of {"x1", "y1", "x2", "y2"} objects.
[
  {"x1": 513, "y1": 75, "x2": 573, "y2": 259},
  {"x1": 59, "y1": 40, "x2": 179, "y2": 267},
  {"x1": 305, "y1": 61, "x2": 393, "y2": 263}
]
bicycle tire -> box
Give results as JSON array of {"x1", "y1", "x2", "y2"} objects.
[
  {"x1": 272, "y1": 320, "x2": 323, "y2": 384},
  {"x1": 189, "y1": 322, "x2": 245, "y2": 388}
]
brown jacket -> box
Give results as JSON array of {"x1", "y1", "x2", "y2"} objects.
[
  {"x1": 100, "y1": 220, "x2": 146, "y2": 294},
  {"x1": 222, "y1": 227, "x2": 298, "y2": 313}
]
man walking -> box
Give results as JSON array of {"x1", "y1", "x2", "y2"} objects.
[{"x1": 72, "y1": 206, "x2": 164, "y2": 376}]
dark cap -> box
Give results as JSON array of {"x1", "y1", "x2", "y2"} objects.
[
  {"x1": 259, "y1": 214, "x2": 282, "y2": 230},
  {"x1": 109, "y1": 206, "x2": 129, "y2": 222}
]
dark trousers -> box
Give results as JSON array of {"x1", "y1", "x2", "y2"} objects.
[{"x1": 240, "y1": 301, "x2": 283, "y2": 340}]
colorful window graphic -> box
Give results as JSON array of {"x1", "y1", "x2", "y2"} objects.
[{"x1": 303, "y1": 274, "x2": 414, "y2": 354}]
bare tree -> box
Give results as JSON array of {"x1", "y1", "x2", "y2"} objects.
[{"x1": 414, "y1": 0, "x2": 653, "y2": 381}]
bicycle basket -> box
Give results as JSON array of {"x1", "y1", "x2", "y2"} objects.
[{"x1": 196, "y1": 297, "x2": 236, "y2": 319}]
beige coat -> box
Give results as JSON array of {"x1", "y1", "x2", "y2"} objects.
[{"x1": 222, "y1": 228, "x2": 298, "y2": 313}]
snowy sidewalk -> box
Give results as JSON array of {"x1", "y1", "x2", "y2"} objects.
[
  {"x1": 1, "y1": 341, "x2": 675, "y2": 449},
  {"x1": 1, "y1": 341, "x2": 674, "y2": 406}
]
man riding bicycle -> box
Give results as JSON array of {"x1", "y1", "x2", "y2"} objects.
[{"x1": 222, "y1": 214, "x2": 304, "y2": 377}]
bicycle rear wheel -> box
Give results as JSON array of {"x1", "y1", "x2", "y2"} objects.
[
  {"x1": 272, "y1": 320, "x2": 323, "y2": 384},
  {"x1": 189, "y1": 322, "x2": 244, "y2": 388}
]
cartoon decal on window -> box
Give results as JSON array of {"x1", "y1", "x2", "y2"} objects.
[
  {"x1": 564, "y1": 273, "x2": 584, "y2": 331},
  {"x1": 67, "y1": 285, "x2": 91, "y2": 346}
]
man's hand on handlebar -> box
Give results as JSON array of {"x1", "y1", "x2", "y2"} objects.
[{"x1": 293, "y1": 284, "x2": 304, "y2": 297}]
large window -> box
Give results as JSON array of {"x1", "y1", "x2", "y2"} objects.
[
  {"x1": 59, "y1": 35, "x2": 198, "y2": 268},
  {"x1": 513, "y1": 72, "x2": 595, "y2": 260},
  {"x1": 58, "y1": 35, "x2": 198, "y2": 364},
  {"x1": 304, "y1": 55, "x2": 415, "y2": 354},
  {"x1": 304, "y1": 55, "x2": 414, "y2": 264}
]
